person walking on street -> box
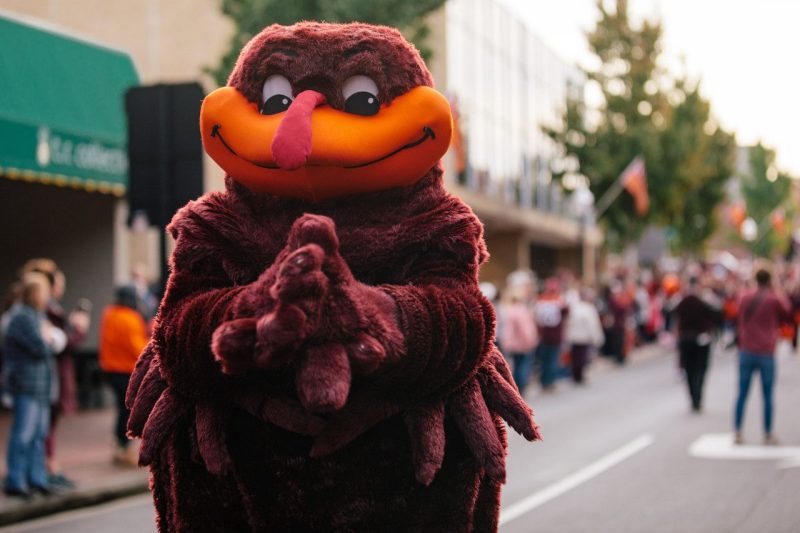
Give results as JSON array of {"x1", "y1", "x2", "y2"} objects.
[
  {"x1": 673, "y1": 277, "x2": 720, "y2": 413},
  {"x1": 565, "y1": 287, "x2": 605, "y2": 384},
  {"x1": 499, "y1": 287, "x2": 538, "y2": 394},
  {"x1": 734, "y1": 268, "x2": 791, "y2": 445},
  {"x1": 98, "y1": 286, "x2": 149, "y2": 466},
  {"x1": 534, "y1": 278, "x2": 568, "y2": 392},
  {"x1": 605, "y1": 281, "x2": 631, "y2": 365},
  {"x1": 2, "y1": 274, "x2": 58, "y2": 498}
]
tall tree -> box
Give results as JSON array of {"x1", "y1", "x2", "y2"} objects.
[
  {"x1": 660, "y1": 79, "x2": 735, "y2": 252},
  {"x1": 548, "y1": 0, "x2": 735, "y2": 251},
  {"x1": 740, "y1": 143, "x2": 794, "y2": 257},
  {"x1": 209, "y1": 0, "x2": 445, "y2": 86}
]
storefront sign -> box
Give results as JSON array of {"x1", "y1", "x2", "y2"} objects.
[{"x1": 0, "y1": 118, "x2": 127, "y2": 195}]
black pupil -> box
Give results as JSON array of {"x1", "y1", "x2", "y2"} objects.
[
  {"x1": 345, "y1": 92, "x2": 380, "y2": 116},
  {"x1": 262, "y1": 94, "x2": 292, "y2": 115}
]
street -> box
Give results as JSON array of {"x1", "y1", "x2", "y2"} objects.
[
  {"x1": 3, "y1": 344, "x2": 799, "y2": 533},
  {"x1": 501, "y1": 343, "x2": 800, "y2": 533}
]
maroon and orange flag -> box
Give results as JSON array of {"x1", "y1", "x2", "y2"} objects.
[{"x1": 620, "y1": 156, "x2": 649, "y2": 216}]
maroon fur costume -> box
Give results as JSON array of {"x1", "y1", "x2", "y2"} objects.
[{"x1": 126, "y1": 22, "x2": 539, "y2": 532}]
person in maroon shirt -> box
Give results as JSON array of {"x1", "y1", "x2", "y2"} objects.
[
  {"x1": 734, "y1": 269, "x2": 791, "y2": 445},
  {"x1": 533, "y1": 278, "x2": 568, "y2": 392}
]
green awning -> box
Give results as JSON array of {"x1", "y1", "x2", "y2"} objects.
[{"x1": 0, "y1": 14, "x2": 139, "y2": 195}]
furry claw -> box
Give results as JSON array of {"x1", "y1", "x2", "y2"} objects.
[
  {"x1": 288, "y1": 214, "x2": 339, "y2": 253},
  {"x1": 404, "y1": 403, "x2": 446, "y2": 486},
  {"x1": 254, "y1": 306, "x2": 307, "y2": 366},
  {"x1": 296, "y1": 344, "x2": 351, "y2": 413},
  {"x1": 140, "y1": 388, "x2": 189, "y2": 466},
  {"x1": 488, "y1": 345, "x2": 516, "y2": 389},
  {"x1": 450, "y1": 380, "x2": 507, "y2": 484},
  {"x1": 479, "y1": 365, "x2": 541, "y2": 441},
  {"x1": 271, "y1": 244, "x2": 327, "y2": 302},
  {"x1": 348, "y1": 334, "x2": 386, "y2": 374},
  {"x1": 195, "y1": 402, "x2": 232, "y2": 476},
  {"x1": 211, "y1": 318, "x2": 258, "y2": 375},
  {"x1": 127, "y1": 357, "x2": 166, "y2": 437},
  {"x1": 126, "y1": 342, "x2": 157, "y2": 409}
]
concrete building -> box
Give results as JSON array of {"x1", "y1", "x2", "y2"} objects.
[{"x1": 426, "y1": 0, "x2": 602, "y2": 287}]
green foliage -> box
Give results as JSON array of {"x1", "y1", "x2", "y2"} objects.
[
  {"x1": 740, "y1": 143, "x2": 794, "y2": 257},
  {"x1": 208, "y1": 0, "x2": 446, "y2": 86},
  {"x1": 660, "y1": 81, "x2": 735, "y2": 252},
  {"x1": 547, "y1": 0, "x2": 735, "y2": 251}
]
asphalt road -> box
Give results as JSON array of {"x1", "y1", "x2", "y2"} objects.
[
  {"x1": 4, "y1": 342, "x2": 799, "y2": 533},
  {"x1": 501, "y1": 342, "x2": 800, "y2": 533}
]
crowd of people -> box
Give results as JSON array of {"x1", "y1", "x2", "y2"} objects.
[
  {"x1": 1, "y1": 254, "x2": 796, "y2": 499},
  {"x1": 0, "y1": 259, "x2": 154, "y2": 499},
  {"x1": 486, "y1": 259, "x2": 799, "y2": 445}
]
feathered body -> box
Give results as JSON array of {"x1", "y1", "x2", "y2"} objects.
[{"x1": 126, "y1": 22, "x2": 538, "y2": 532}]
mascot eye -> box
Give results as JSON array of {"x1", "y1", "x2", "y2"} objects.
[
  {"x1": 261, "y1": 75, "x2": 294, "y2": 115},
  {"x1": 342, "y1": 75, "x2": 380, "y2": 116}
]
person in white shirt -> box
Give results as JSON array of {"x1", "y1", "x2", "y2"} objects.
[{"x1": 565, "y1": 287, "x2": 605, "y2": 384}]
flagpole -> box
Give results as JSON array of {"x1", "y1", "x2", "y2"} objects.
[
  {"x1": 593, "y1": 156, "x2": 646, "y2": 218},
  {"x1": 752, "y1": 207, "x2": 784, "y2": 247},
  {"x1": 594, "y1": 176, "x2": 626, "y2": 219}
]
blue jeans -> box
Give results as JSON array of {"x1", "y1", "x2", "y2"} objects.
[
  {"x1": 511, "y1": 351, "x2": 534, "y2": 393},
  {"x1": 5, "y1": 395, "x2": 50, "y2": 491},
  {"x1": 537, "y1": 343, "x2": 560, "y2": 388},
  {"x1": 734, "y1": 352, "x2": 776, "y2": 434}
]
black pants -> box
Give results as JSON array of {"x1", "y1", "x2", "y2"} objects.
[
  {"x1": 106, "y1": 372, "x2": 132, "y2": 447},
  {"x1": 678, "y1": 339, "x2": 710, "y2": 410},
  {"x1": 570, "y1": 344, "x2": 590, "y2": 383},
  {"x1": 607, "y1": 329, "x2": 625, "y2": 365}
]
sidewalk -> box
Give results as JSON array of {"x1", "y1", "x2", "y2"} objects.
[{"x1": 0, "y1": 409, "x2": 149, "y2": 526}]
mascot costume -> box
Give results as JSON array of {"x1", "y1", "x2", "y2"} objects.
[{"x1": 126, "y1": 22, "x2": 540, "y2": 532}]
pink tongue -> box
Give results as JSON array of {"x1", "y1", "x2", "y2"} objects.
[{"x1": 271, "y1": 90, "x2": 326, "y2": 170}]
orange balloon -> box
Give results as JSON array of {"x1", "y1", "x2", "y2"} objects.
[{"x1": 200, "y1": 86, "x2": 453, "y2": 201}]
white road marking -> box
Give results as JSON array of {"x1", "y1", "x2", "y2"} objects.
[
  {"x1": 499, "y1": 433, "x2": 655, "y2": 526},
  {"x1": 778, "y1": 456, "x2": 800, "y2": 470},
  {"x1": 689, "y1": 433, "x2": 800, "y2": 465}
]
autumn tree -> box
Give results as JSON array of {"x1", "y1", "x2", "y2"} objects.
[
  {"x1": 548, "y1": 0, "x2": 735, "y2": 251},
  {"x1": 740, "y1": 143, "x2": 794, "y2": 257}
]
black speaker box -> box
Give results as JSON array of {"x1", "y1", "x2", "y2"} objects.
[{"x1": 126, "y1": 83, "x2": 205, "y2": 227}]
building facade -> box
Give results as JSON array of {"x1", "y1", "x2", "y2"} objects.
[
  {"x1": 0, "y1": 2, "x2": 232, "y2": 347},
  {"x1": 428, "y1": 0, "x2": 602, "y2": 286}
]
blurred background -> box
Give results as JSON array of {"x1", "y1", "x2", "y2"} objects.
[{"x1": 0, "y1": 0, "x2": 798, "y2": 531}]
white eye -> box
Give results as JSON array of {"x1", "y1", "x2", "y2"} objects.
[
  {"x1": 342, "y1": 75, "x2": 380, "y2": 116},
  {"x1": 261, "y1": 75, "x2": 293, "y2": 115},
  {"x1": 342, "y1": 75, "x2": 379, "y2": 101}
]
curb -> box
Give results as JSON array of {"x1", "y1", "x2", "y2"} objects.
[{"x1": 0, "y1": 476, "x2": 149, "y2": 527}]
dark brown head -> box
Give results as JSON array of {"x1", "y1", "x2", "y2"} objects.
[{"x1": 200, "y1": 22, "x2": 452, "y2": 201}]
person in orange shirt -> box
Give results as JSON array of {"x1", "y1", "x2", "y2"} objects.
[{"x1": 98, "y1": 286, "x2": 149, "y2": 466}]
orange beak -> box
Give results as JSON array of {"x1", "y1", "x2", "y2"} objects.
[{"x1": 200, "y1": 86, "x2": 453, "y2": 201}]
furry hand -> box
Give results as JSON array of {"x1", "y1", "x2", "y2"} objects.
[{"x1": 212, "y1": 214, "x2": 402, "y2": 413}]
